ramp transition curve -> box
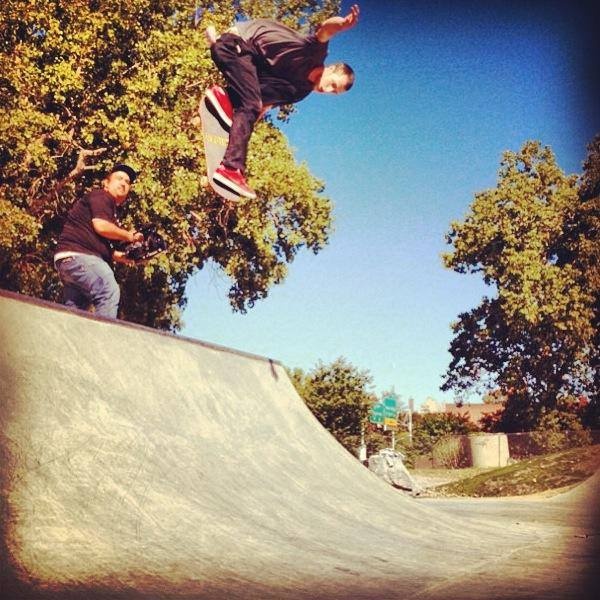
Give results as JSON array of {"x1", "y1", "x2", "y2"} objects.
[{"x1": 0, "y1": 290, "x2": 598, "y2": 599}]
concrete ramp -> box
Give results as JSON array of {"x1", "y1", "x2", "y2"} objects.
[{"x1": 0, "y1": 290, "x2": 597, "y2": 599}]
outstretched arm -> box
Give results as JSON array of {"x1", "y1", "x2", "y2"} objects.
[
  {"x1": 92, "y1": 218, "x2": 143, "y2": 243},
  {"x1": 316, "y1": 4, "x2": 360, "y2": 43}
]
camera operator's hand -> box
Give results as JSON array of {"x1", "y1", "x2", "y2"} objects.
[
  {"x1": 121, "y1": 224, "x2": 167, "y2": 262},
  {"x1": 130, "y1": 230, "x2": 144, "y2": 243},
  {"x1": 113, "y1": 250, "x2": 137, "y2": 266}
]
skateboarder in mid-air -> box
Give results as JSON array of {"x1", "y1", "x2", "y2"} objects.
[{"x1": 204, "y1": 4, "x2": 360, "y2": 199}]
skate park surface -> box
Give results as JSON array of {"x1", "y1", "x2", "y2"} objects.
[{"x1": 1, "y1": 289, "x2": 598, "y2": 600}]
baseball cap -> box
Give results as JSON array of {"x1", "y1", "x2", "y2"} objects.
[{"x1": 109, "y1": 163, "x2": 138, "y2": 183}]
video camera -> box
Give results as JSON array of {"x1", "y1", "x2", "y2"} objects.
[{"x1": 123, "y1": 223, "x2": 167, "y2": 261}]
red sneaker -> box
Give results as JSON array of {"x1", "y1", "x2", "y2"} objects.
[
  {"x1": 205, "y1": 85, "x2": 233, "y2": 129},
  {"x1": 213, "y1": 164, "x2": 256, "y2": 199}
]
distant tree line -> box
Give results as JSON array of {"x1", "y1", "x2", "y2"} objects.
[
  {"x1": 290, "y1": 355, "x2": 594, "y2": 466},
  {"x1": 293, "y1": 136, "x2": 599, "y2": 459}
]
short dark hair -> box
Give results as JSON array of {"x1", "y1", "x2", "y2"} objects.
[
  {"x1": 109, "y1": 163, "x2": 138, "y2": 183},
  {"x1": 333, "y1": 63, "x2": 355, "y2": 91}
]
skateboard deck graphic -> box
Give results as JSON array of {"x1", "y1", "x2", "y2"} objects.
[{"x1": 198, "y1": 91, "x2": 242, "y2": 203}]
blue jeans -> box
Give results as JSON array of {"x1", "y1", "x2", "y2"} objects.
[{"x1": 55, "y1": 254, "x2": 120, "y2": 319}]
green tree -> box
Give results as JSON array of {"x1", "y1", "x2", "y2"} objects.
[
  {"x1": 530, "y1": 397, "x2": 592, "y2": 453},
  {"x1": 442, "y1": 140, "x2": 596, "y2": 431},
  {"x1": 410, "y1": 412, "x2": 476, "y2": 458},
  {"x1": 0, "y1": 0, "x2": 339, "y2": 329},
  {"x1": 556, "y1": 135, "x2": 600, "y2": 427},
  {"x1": 289, "y1": 357, "x2": 376, "y2": 452}
]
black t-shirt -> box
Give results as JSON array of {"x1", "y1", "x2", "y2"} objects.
[
  {"x1": 236, "y1": 19, "x2": 329, "y2": 106},
  {"x1": 56, "y1": 188, "x2": 117, "y2": 263}
]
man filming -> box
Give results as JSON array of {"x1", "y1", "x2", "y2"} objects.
[{"x1": 53, "y1": 163, "x2": 143, "y2": 319}]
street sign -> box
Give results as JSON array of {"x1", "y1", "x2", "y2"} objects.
[
  {"x1": 382, "y1": 396, "x2": 397, "y2": 409},
  {"x1": 382, "y1": 395, "x2": 397, "y2": 419},
  {"x1": 369, "y1": 403, "x2": 384, "y2": 424},
  {"x1": 384, "y1": 417, "x2": 398, "y2": 429}
]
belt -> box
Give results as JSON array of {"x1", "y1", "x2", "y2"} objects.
[{"x1": 54, "y1": 256, "x2": 75, "y2": 266}]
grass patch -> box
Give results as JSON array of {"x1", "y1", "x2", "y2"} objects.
[{"x1": 430, "y1": 444, "x2": 600, "y2": 497}]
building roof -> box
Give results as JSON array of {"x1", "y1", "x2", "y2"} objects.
[{"x1": 444, "y1": 402, "x2": 504, "y2": 424}]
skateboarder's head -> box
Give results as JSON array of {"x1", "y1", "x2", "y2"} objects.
[
  {"x1": 313, "y1": 63, "x2": 355, "y2": 94},
  {"x1": 103, "y1": 164, "x2": 138, "y2": 204}
]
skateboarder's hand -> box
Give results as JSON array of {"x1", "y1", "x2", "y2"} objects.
[
  {"x1": 342, "y1": 4, "x2": 360, "y2": 31},
  {"x1": 316, "y1": 4, "x2": 360, "y2": 42}
]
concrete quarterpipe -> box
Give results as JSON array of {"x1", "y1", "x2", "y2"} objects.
[{"x1": 0, "y1": 289, "x2": 598, "y2": 599}]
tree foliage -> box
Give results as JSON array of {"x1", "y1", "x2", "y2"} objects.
[
  {"x1": 530, "y1": 397, "x2": 592, "y2": 453},
  {"x1": 559, "y1": 134, "x2": 600, "y2": 427},
  {"x1": 0, "y1": 0, "x2": 339, "y2": 329},
  {"x1": 409, "y1": 412, "x2": 476, "y2": 458},
  {"x1": 289, "y1": 357, "x2": 375, "y2": 451},
  {"x1": 442, "y1": 140, "x2": 597, "y2": 430}
]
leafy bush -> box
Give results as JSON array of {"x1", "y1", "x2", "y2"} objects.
[
  {"x1": 406, "y1": 412, "x2": 478, "y2": 467},
  {"x1": 431, "y1": 435, "x2": 471, "y2": 468},
  {"x1": 412, "y1": 413, "x2": 477, "y2": 453},
  {"x1": 289, "y1": 358, "x2": 375, "y2": 454},
  {"x1": 530, "y1": 406, "x2": 592, "y2": 453}
]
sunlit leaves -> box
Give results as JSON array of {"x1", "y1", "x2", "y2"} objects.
[
  {"x1": 442, "y1": 140, "x2": 597, "y2": 429},
  {"x1": 290, "y1": 357, "x2": 375, "y2": 450}
]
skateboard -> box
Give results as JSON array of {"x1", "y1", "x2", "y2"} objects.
[{"x1": 198, "y1": 88, "x2": 242, "y2": 203}]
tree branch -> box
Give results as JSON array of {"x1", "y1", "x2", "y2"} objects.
[{"x1": 31, "y1": 147, "x2": 107, "y2": 216}]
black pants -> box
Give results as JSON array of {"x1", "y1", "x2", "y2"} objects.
[{"x1": 210, "y1": 33, "x2": 263, "y2": 172}]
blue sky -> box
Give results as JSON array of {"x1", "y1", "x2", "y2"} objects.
[{"x1": 181, "y1": 0, "x2": 599, "y2": 408}]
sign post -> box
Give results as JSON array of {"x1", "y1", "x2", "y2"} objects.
[
  {"x1": 408, "y1": 397, "x2": 414, "y2": 444},
  {"x1": 359, "y1": 425, "x2": 367, "y2": 463}
]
